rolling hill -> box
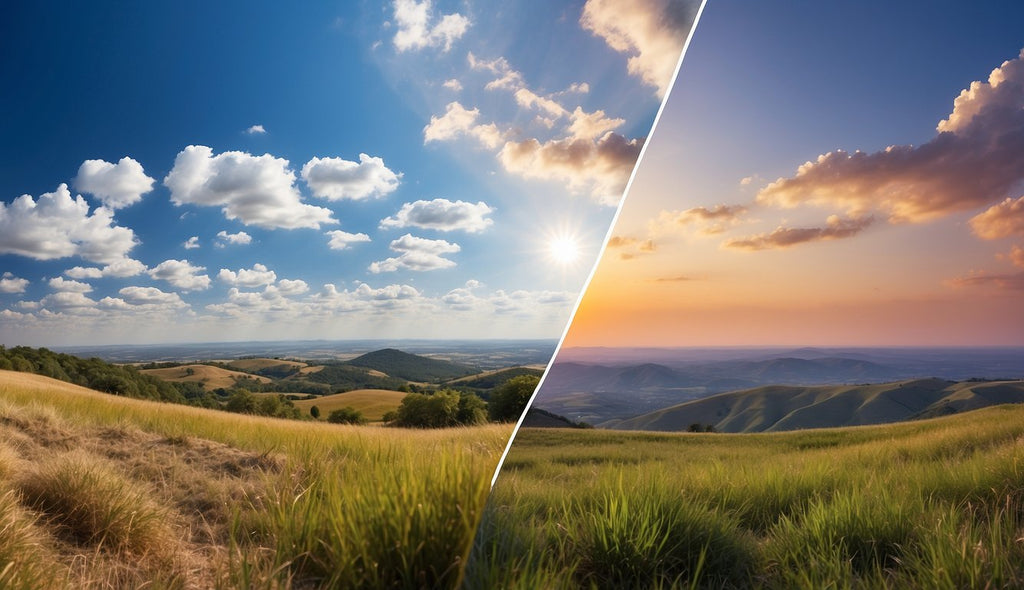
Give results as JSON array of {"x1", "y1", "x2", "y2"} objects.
[
  {"x1": 292, "y1": 389, "x2": 407, "y2": 421},
  {"x1": 139, "y1": 364, "x2": 272, "y2": 390},
  {"x1": 608, "y1": 378, "x2": 1024, "y2": 432},
  {"x1": 344, "y1": 348, "x2": 476, "y2": 382}
]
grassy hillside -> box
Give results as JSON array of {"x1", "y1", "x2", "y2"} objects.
[
  {"x1": 346, "y1": 348, "x2": 476, "y2": 382},
  {"x1": 611, "y1": 378, "x2": 1024, "y2": 432},
  {"x1": 468, "y1": 406, "x2": 1024, "y2": 588},
  {"x1": 140, "y1": 364, "x2": 272, "y2": 391},
  {"x1": 292, "y1": 389, "x2": 407, "y2": 421},
  {"x1": 0, "y1": 370, "x2": 509, "y2": 589}
]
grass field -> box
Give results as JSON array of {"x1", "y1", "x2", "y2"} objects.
[
  {"x1": 139, "y1": 364, "x2": 271, "y2": 390},
  {"x1": 292, "y1": 388, "x2": 407, "y2": 420},
  {"x1": 0, "y1": 370, "x2": 510, "y2": 589},
  {"x1": 467, "y1": 405, "x2": 1024, "y2": 589}
]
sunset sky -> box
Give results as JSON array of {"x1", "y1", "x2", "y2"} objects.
[
  {"x1": 566, "y1": 0, "x2": 1024, "y2": 347},
  {"x1": 0, "y1": 1, "x2": 699, "y2": 345}
]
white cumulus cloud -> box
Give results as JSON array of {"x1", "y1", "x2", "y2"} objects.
[
  {"x1": 368, "y1": 233, "x2": 460, "y2": 273},
  {"x1": 218, "y1": 263, "x2": 277, "y2": 288},
  {"x1": 74, "y1": 156, "x2": 155, "y2": 209},
  {"x1": 0, "y1": 184, "x2": 138, "y2": 264},
  {"x1": 380, "y1": 198, "x2": 494, "y2": 233},
  {"x1": 216, "y1": 230, "x2": 252, "y2": 246},
  {"x1": 392, "y1": 0, "x2": 469, "y2": 52},
  {"x1": 183, "y1": 236, "x2": 200, "y2": 249},
  {"x1": 48, "y1": 277, "x2": 93, "y2": 293},
  {"x1": 148, "y1": 259, "x2": 211, "y2": 291},
  {"x1": 326, "y1": 230, "x2": 371, "y2": 250},
  {"x1": 164, "y1": 145, "x2": 336, "y2": 230},
  {"x1": 301, "y1": 154, "x2": 401, "y2": 201},
  {"x1": 0, "y1": 273, "x2": 28, "y2": 294}
]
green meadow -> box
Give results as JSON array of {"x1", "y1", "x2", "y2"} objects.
[
  {"x1": 0, "y1": 370, "x2": 509, "y2": 589},
  {"x1": 468, "y1": 406, "x2": 1024, "y2": 589}
]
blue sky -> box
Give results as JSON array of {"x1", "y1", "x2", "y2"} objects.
[
  {"x1": 567, "y1": 0, "x2": 1024, "y2": 347},
  {"x1": 0, "y1": 0, "x2": 699, "y2": 345}
]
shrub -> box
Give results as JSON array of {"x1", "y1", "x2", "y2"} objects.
[{"x1": 327, "y1": 407, "x2": 367, "y2": 425}]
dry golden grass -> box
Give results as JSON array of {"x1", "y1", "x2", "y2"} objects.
[
  {"x1": 140, "y1": 364, "x2": 271, "y2": 390},
  {"x1": 292, "y1": 388, "x2": 407, "y2": 420},
  {"x1": 0, "y1": 369, "x2": 509, "y2": 588}
]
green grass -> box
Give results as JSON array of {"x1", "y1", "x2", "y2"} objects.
[
  {"x1": 0, "y1": 370, "x2": 510, "y2": 588},
  {"x1": 467, "y1": 405, "x2": 1024, "y2": 588}
]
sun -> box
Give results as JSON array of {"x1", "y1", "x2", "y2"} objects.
[{"x1": 548, "y1": 235, "x2": 581, "y2": 265}]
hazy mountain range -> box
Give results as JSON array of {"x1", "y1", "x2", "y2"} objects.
[{"x1": 536, "y1": 347, "x2": 1024, "y2": 425}]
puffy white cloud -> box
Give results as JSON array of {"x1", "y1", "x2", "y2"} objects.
[
  {"x1": 64, "y1": 267, "x2": 104, "y2": 280},
  {"x1": 443, "y1": 78, "x2": 462, "y2": 91},
  {"x1": 758, "y1": 49, "x2": 1024, "y2": 225},
  {"x1": 581, "y1": 0, "x2": 698, "y2": 97},
  {"x1": 970, "y1": 196, "x2": 1024, "y2": 240},
  {"x1": 468, "y1": 53, "x2": 524, "y2": 91},
  {"x1": 183, "y1": 236, "x2": 200, "y2": 249},
  {"x1": 0, "y1": 184, "x2": 138, "y2": 264},
  {"x1": 301, "y1": 154, "x2": 401, "y2": 201},
  {"x1": 163, "y1": 145, "x2": 336, "y2": 230},
  {"x1": 392, "y1": 0, "x2": 469, "y2": 52},
  {"x1": 0, "y1": 273, "x2": 28, "y2": 294},
  {"x1": 326, "y1": 230, "x2": 371, "y2": 250},
  {"x1": 276, "y1": 279, "x2": 309, "y2": 296},
  {"x1": 48, "y1": 277, "x2": 92, "y2": 293},
  {"x1": 423, "y1": 102, "x2": 504, "y2": 148},
  {"x1": 114, "y1": 286, "x2": 187, "y2": 308},
  {"x1": 74, "y1": 157, "x2": 155, "y2": 209},
  {"x1": 499, "y1": 132, "x2": 642, "y2": 205},
  {"x1": 567, "y1": 107, "x2": 624, "y2": 141},
  {"x1": 245, "y1": 124, "x2": 266, "y2": 134},
  {"x1": 148, "y1": 259, "x2": 211, "y2": 291},
  {"x1": 379, "y1": 198, "x2": 494, "y2": 233},
  {"x1": 514, "y1": 88, "x2": 568, "y2": 119},
  {"x1": 39, "y1": 291, "x2": 97, "y2": 311},
  {"x1": 218, "y1": 263, "x2": 277, "y2": 288},
  {"x1": 724, "y1": 216, "x2": 875, "y2": 251},
  {"x1": 216, "y1": 230, "x2": 252, "y2": 246},
  {"x1": 368, "y1": 233, "x2": 460, "y2": 273}
]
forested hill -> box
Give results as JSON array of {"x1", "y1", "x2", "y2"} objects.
[
  {"x1": 0, "y1": 345, "x2": 185, "y2": 403},
  {"x1": 344, "y1": 348, "x2": 476, "y2": 382}
]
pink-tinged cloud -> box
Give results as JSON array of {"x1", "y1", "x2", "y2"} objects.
[
  {"x1": 948, "y1": 270, "x2": 1024, "y2": 291},
  {"x1": 758, "y1": 48, "x2": 1024, "y2": 224},
  {"x1": 724, "y1": 216, "x2": 874, "y2": 251},
  {"x1": 970, "y1": 196, "x2": 1024, "y2": 239}
]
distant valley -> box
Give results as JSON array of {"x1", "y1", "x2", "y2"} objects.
[{"x1": 535, "y1": 347, "x2": 1024, "y2": 427}]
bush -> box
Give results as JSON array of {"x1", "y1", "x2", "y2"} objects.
[{"x1": 327, "y1": 407, "x2": 367, "y2": 425}]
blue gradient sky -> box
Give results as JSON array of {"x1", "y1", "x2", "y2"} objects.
[{"x1": 0, "y1": 1, "x2": 698, "y2": 345}]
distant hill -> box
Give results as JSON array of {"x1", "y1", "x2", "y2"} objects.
[
  {"x1": 610, "y1": 379, "x2": 1024, "y2": 433},
  {"x1": 521, "y1": 407, "x2": 589, "y2": 429},
  {"x1": 344, "y1": 348, "x2": 476, "y2": 382},
  {"x1": 297, "y1": 363, "x2": 404, "y2": 391},
  {"x1": 445, "y1": 366, "x2": 544, "y2": 389}
]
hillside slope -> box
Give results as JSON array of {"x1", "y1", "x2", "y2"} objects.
[
  {"x1": 610, "y1": 378, "x2": 1024, "y2": 433},
  {"x1": 344, "y1": 348, "x2": 476, "y2": 382}
]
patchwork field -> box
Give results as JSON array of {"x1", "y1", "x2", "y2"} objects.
[
  {"x1": 0, "y1": 370, "x2": 509, "y2": 589},
  {"x1": 469, "y1": 406, "x2": 1024, "y2": 588}
]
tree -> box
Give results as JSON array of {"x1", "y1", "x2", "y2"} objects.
[
  {"x1": 327, "y1": 407, "x2": 367, "y2": 425},
  {"x1": 394, "y1": 390, "x2": 460, "y2": 428},
  {"x1": 457, "y1": 393, "x2": 488, "y2": 425},
  {"x1": 488, "y1": 375, "x2": 539, "y2": 422},
  {"x1": 310, "y1": 405, "x2": 321, "y2": 419},
  {"x1": 225, "y1": 389, "x2": 257, "y2": 414}
]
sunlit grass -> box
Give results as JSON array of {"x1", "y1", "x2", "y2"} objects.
[
  {"x1": 468, "y1": 405, "x2": 1024, "y2": 588},
  {"x1": 0, "y1": 371, "x2": 510, "y2": 588}
]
